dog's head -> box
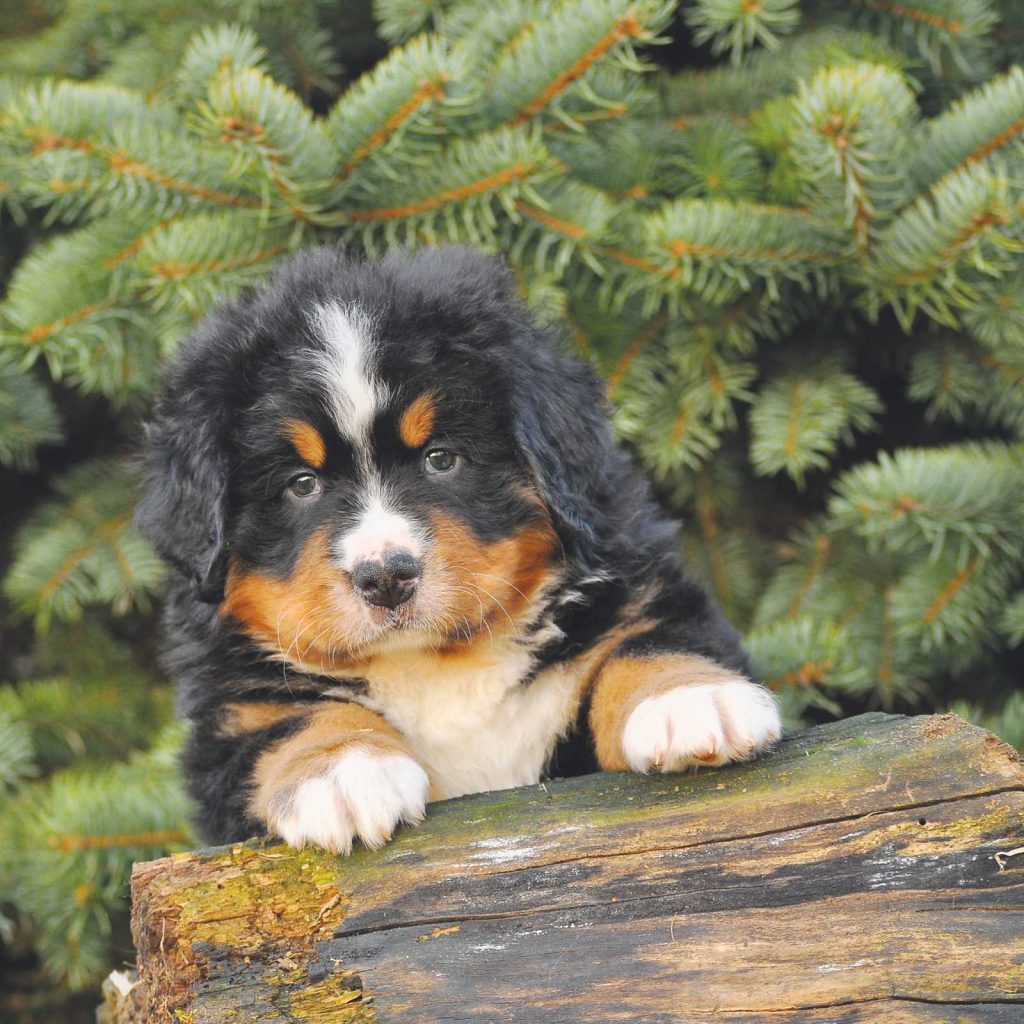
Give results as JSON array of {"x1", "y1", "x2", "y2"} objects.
[{"x1": 137, "y1": 246, "x2": 614, "y2": 670}]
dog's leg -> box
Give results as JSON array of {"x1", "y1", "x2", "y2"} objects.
[
  {"x1": 216, "y1": 700, "x2": 428, "y2": 853},
  {"x1": 587, "y1": 643, "x2": 782, "y2": 773}
]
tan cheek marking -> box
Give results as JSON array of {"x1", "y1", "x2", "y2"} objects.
[
  {"x1": 248, "y1": 703, "x2": 411, "y2": 823},
  {"x1": 589, "y1": 653, "x2": 740, "y2": 772},
  {"x1": 398, "y1": 392, "x2": 437, "y2": 449},
  {"x1": 285, "y1": 419, "x2": 327, "y2": 468},
  {"x1": 428, "y1": 511, "x2": 560, "y2": 633},
  {"x1": 219, "y1": 702, "x2": 311, "y2": 738},
  {"x1": 495, "y1": 523, "x2": 561, "y2": 608},
  {"x1": 220, "y1": 530, "x2": 362, "y2": 671}
]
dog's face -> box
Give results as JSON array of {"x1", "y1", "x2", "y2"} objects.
[
  {"x1": 138, "y1": 247, "x2": 613, "y2": 672},
  {"x1": 220, "y1": 300, "x2": 560, "y2": 669}
]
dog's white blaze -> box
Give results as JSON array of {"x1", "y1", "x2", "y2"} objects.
[
  {"x1": 335, "y1": 481, "x2": 424, "y2": 572},
  {"x1": 310, "y1": 302, "x2": 388, "y2": 453},
  {"x1": 343, "y1": 644, "x2": 580, "y2": 801}
]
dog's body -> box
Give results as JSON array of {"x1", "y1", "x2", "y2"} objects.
[{"x1": 138, "y1": 247, "x2": 781, "y2": 853}]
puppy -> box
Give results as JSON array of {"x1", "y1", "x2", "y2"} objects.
[{"x1": 137, "y1": 246, "x2": 781, "y2": 853}]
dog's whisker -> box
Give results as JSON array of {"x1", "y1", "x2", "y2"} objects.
[
  {"x1": 441, "y1": 561, "x2": 523, "y2": 639},
  {"x1": 467, "y1": 570, "x2": 529, "y2": 603},
  {"x1": 283, "y1": 607, "x2": 325, "y2": 665},
  {"x1": 458, "y1": 578, "x2": 520, "y2": 638},
  {"x1": 297, "y1": 617, "x2": 340, "y2": 663},
  {"x1": 449, "y1": 584, "x2": 493, "y2": 644}
]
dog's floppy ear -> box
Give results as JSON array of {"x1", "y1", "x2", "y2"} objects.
[
  {"x1": 509, "y1": 330, "x2": 614, "y2": 571},
  {"x1": 135, "y1": 370, "x2": 231, "y2": 603}
]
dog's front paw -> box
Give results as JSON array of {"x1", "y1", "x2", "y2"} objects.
[
  {"x1": 266, "y1": 748, "x2": 429, "y2": 853},
  {"x1": 621, "y1": 679, "x2": 781, "y2": 773}
]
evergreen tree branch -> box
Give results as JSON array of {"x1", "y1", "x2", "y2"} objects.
[
  {"x1": 863, "y1": 163, "x2": 1022, "y2": 329},
  {"x1": 327, "y1": 34, "x2": 461, "y2": 184},
  {"x1": 0, "y1": 705, "x2": 35, "y2": 793},
  {"x1": 174, "y1": 23, "x2": 270, "y2": 106},
  {"x1": 0, "y1": 359, "x2": 63, "y2": 470},
  {"x1": 345, "y1": 126, "x2": 549, "y2": 246},
  {"x1": 0, "y1": 674, "x2": 172, "y2": 771},
  {"x1": 606, "y1": 310, "x2": 668, "y2": 393},
  {"x1": 749, "y1": 357, "x2": 882, "y2": 485},
  {"x1": 659, "y1": 27, "x2": 905, "y2": 118},
  {"x1": 3, "y1": 81, "x2": 266, "y2": 218},
  {"x1": 783, "y1": 533, "x2": 834, "y2": 620},
  {"x1": 908, "y1": 336, "x2": 1024, "y2": 434},
  {"x1": 911, "y1": 65, "x2": 1024, "y2": 191},
  {"x1": 137, "y1": 214, "x2": 293, "y2": 316},
  {"x1": 47, "y1": 828, "x2": 192, "y2": 852},
  {"x1": 195, "y1": 66, "x2": 337, "y2": 222},
  {"x1": 0, "y1": 727, "x2": 191, "y2": 989},
  {"x1": 845, "y1": 0, "x2": 999, "y2": 72},
  {"x1": 790, "y1": 63, "x2": 918, "y2": 249},
  {"x1": 892, "y1": 545, "x2": 1021, "y2": 664},
  {"x1": 828, "y1": 442, "x2": 1024, "y2": 560},
  {"x1": 614, "y1": 336, "x2": 756, "y2": 475},
  {"x1": 640, "y1": 199, "x2": 844, "y2": 303},
  {"x1": 509, "y1": 178, "x2": 619, "y2": 274},
  {"x1": 3, "y1": 460, "x2": 164, "y2": 629},
  {"x1": 685, "y1": 0, "x2": 801, "y2": 65},
  {"x1": 963, "y1": 268, "x2": 1024, "y2": 350},
  {"x1": 854, "y1": 0, "x2": 988, "y2": 36},
  {"x1": 0, "y1": 218, "x2": 161, "y2": 397},
  {"x1": 745, "y1": 615, "x2": 871, "y2": 713},
  {"x1": 694, "y1": 464, "x2": 733, "y2": 610},
  {"x1": 480, "y1": 0, "x2": 672, "y2": 128},
  {"x1": 373, "y1": 0, "x2": 445, "y2": 43},
  {"x1": 1000, "y1": 592, "x2": 1024, "y2": 647}
]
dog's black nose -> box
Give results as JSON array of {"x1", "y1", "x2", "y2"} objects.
[{"x1": 352, "y1": 550, "x2": 421, "y2": 609}]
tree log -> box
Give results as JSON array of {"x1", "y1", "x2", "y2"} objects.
[{"x1": 127, "y1": 713, "x2": 1024, "y2": 1022}]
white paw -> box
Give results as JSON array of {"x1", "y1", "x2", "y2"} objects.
[
  {"x1": 621, "y1": 680, "x2": 781, "y2": 773},
  {"x1": 269, "y1": 748, "x2": 429, "y2": 854}
]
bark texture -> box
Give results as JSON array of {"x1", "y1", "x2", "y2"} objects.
[{"x1": 127, "y1": 713, "x2": 1024, "y2": 1022}]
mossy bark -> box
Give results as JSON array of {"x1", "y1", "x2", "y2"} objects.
[{"x1": 127, "y1": 713, "x2": 1024, "y2": 1022}]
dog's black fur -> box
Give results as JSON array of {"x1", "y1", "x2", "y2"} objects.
[{"x1": 138, "y1": 246, "x2": 763, "y2": 849}]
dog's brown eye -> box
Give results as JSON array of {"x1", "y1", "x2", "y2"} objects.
[
  {"x1": 287, "y1": 472, "x2": 322, "y2": 498},
  {"x1": 424, "y1": 449, "x2": 458, "y2": 474}
]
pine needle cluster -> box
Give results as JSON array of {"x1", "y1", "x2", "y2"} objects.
[{"x1": 0, "y1": 0, "x2": 1021, "y2": 1012}]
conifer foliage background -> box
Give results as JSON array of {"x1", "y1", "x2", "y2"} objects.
[{"x1": 1, "y1": 0, "x2": 1023, "y2": 1017}]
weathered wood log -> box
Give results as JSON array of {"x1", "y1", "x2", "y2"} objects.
[{"x1": 127, "y1": 713, "x2": 1024, "y2": 1022}]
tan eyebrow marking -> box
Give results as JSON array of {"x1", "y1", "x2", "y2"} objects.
[
  {"x1": 399, "y1": 392, "x2": 437, "y2": 449},
  {"x1": 285, "y1": 419, "x2": 327, "y2": 468}
]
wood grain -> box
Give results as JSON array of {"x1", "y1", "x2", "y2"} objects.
[{"x1": 128, "y1": 713, "x2": 1024, "y2": 1022}]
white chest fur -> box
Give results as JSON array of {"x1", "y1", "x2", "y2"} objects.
[{"x1": 336, "y1": 642, "x2": 580, "y2": 801}]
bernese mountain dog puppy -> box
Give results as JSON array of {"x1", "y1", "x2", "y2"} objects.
[{"x1": 137, "y1": 245, "x2": 781, "y2": 854}]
